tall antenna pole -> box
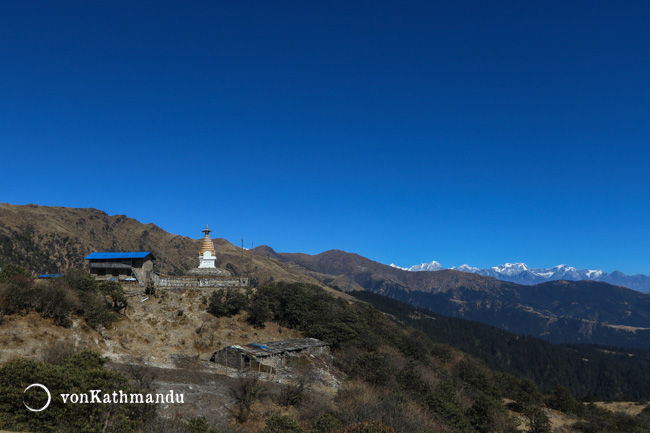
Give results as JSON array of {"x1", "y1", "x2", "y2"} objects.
[
  {"x1": 241, "y1": 239, "x2": 245, "y2": 284},
  {"x1": 161, "y1": 239, "x2": 165, "y2": 275},
  {"x1": 249, "y1": 242, "x2": 254, "y2": 279}
]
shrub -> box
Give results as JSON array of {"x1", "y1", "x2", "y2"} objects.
[
  {"x1": 184, "y1": 417, "x2": 221, "y2": 433},
  {"x1": 424, "y1": 380, "x2": 475, "y2": 433},
  {"x1": 0, "y1": 350, "x2": 155, "y2": 433},
  {"x1": 207, "y1": 288, "x2": 248, "y2": 317},
  {"x1": 80, "y1": 291, "x2": 119, "y2": 329},
  {"x1": 261, "y1": 415, "x2": 305, "y2": 433},
  {"x1": 145, "y1": 280, "x2": 156, "y2": 296},
  {"x1": 522, "y1": 405, "x2": 551, "y2": 433},
  {"x1": 0, "y1": 263, "x2": 31, "y2": 283},
  {"x1": 454, "y1": 358, "x2": 499, "y2": 398},
  {"x1": 99, "y1": 281, "x2": 128, "y2": 313},
  {"x1": 466, "y1": 394, "x2": 508, "y2": 433},
  {"x1": 35, "y1": 282, "x2": 79, "y2": 326},
  {"x1": 62, "y1": 268, "x2": 99, "y2": 294},
  {"x1": 311, "y1": 413, "x2": 341, "y2": 433},
  {"x1": 547, "y1": 385, "x2": 585, "y2": 416},
  {"x1": 228, "y1": 374, "x2": 267, "y2": 423},
  {"x1": 254, "y1": 282, "x2": 373, "y2": 348},
  {"x1": 0, "y1": 275, "x2": 38, "y2": 314},
  {"x1": 0, "y1": 269, "x2": 119, "y2": 329},
  {"x1": 337, "y1": 421, "x2": 395, "y2": 433},
  {"x1": 279, "y1": 367, "x2": 315, "y2": 407},
  {"x1": 246, "y1": 297, "x2": 272, "y2": 328},
  {"x1": 349, "y1": 352, "x2": 392, "y2": 386},
  {"x1": 398, "y1": 330, "x2": 432, "y2": 363},
  {"x1": 40, "y1": 338, "x2": 79, "y2": 365}
]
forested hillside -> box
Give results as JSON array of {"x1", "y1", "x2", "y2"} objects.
[{"x1": 353, "y1": 291, "x2": 650, "y2": 400}]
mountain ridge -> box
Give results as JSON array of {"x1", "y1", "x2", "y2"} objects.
[
  {"x1": 5, "y1": 202, "x2": 650, "y2": 351},
  {"x1": 252, "y1": 245, "x2": 650, "y2": 350},
  {"x1": 0, "y1": 202, "x2": 335, "y2": 293},
  {"x1": 391, "y1": 259, "x2": 650, "y2": 292}
]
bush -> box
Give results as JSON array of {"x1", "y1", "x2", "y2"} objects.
[
  {"x1": 184, "y1": 417, "x2": 221, "y2": 433},
  {"x1": 279, "y1": 367, "x2": 315, "y2": 407},
  {"x1": 547, "y1": 385, "x2": 585, "y2": 416},
  {"x1": 0, "y1": 268, "x2": 120, "y2": 330},
  {"x1": 430, "y1": 343, "x2": 455, "y2": 363},
  {"x1": 260, "y1": 415, "x2": 305, "y2": 433},
  {"x1": 522, "y1": 405, "x2": 551, "y2": 433},
  {"x1": 254, "y1": 282, "x2": 373, "y2": 348},
  {"x1": 80, "y1": 291, "x2": 119, "y2": 330},
  {"x1": 311, "y1": 413, "x2": 341, "y2": 433},
  {"x1": 35, "y1": 282, "x2": 79, "y2": 326},
  {"x1": 424, "y1": 380, "x2": 476, "y2": 433},
  {"x1": 466, "y1": 394, "x2": 509, "y2": 433},
  {"x1": 0, "y1": 275, "x2": 38, "y2": 314},
  {"x1": 398, "y1": 330, "x2": 433, "y2": 363},
  {"x1": 40, "y1": 338, "x2": 78, "y2": 365},
  {"x1": 454, "y1": 358, "x2": 499, "y2": 398},
  {"x1": 228, "y1": 374, "x2": 267, "y2": 423},
  {"x1": 207, "y1": 288, "x2": 248, "y2": 317},
  {"x1": 349, "y1": 352, "x2": 392, "y2": 386},
  {"x1": 0, "y1": 350, "x2": 155, "y2": 433},
  {"x1": 0, "y1": 263, "x2": 31, "y2": 283},
  {"x1": 338, "y1": 421, "x2": 395, "y2": 433},
  {"x1": 99, "y1": 281, "x2": 128, "y2": 313},
  {"x1": 62, "y1": 268, "x2": 99, "y2": 293},
  {"x1": 246, "y1": 297, "x2": 272, "y2": 328},
  {"x1": 145, "y1": 280, "x2": 156, "y2": 296}
]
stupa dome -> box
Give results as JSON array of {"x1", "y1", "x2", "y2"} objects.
[{"x1": 200, "y1": 225, "x2": 216, "y2": 257}]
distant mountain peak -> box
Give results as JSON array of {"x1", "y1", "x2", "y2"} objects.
[
  {"x1": 455, "y1": 264, "x2": 479, "y2": 272},
  {"x1": 491, "y1": 262, "x2": 530, "y2": 274},
  {"x1": 392, "y1": 258, "x2": 650, "y2": 292},
  {"x1": 390, "y1": 260, "x2": 442, "y2": 272}
]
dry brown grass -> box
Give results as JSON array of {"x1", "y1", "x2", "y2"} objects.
[
  {"x1": 0, "y1": 287, "x2": 304, "y2": 369},
  {"x1": 596, "y1": 401, "x2": 649, "y2": 416},
  {"x1": 0, "y1": 312, "x2": 104, "y2": 364}
]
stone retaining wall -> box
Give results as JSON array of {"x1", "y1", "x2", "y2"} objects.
[{"x1": 153, "y1": 274, "x2": 248, "y2": 289}]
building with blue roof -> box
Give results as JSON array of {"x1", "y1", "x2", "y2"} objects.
[{"x1": 85, "y1": 252, "x2": 155, "y2": 285}]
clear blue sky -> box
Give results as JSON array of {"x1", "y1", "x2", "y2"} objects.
[{"x1": 1, "y1": 1, "x2": 649, "y2": 274}]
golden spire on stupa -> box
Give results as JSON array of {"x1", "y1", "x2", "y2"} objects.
[{"x1": 199, "y1": 225, "x2": 216, "y2": 256}]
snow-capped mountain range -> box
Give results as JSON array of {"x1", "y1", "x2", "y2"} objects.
[{"x1": 389, "y1": 261, "x2": 650, "y2": 292}]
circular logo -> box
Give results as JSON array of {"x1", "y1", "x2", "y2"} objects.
[{"x1": 23, "y1": 383, "x2": 51, "y2": 412}]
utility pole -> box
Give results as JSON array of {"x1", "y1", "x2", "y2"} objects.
[
  {"x1": 249, "y1": 242, "x2": 254, "y2": 279},
  {"x1": 241, "y1": 239, "x2": 244, "y2": 285}
]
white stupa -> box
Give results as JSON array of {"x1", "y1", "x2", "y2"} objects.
[
  {"x1": 187, "y1": 225, "x2": 230, "y2": 276},
  {"x1": 198, "y1": 225, "x2": 217, "y2": 268}
]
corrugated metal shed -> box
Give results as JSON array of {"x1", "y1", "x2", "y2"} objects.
[
  {"x1": 210, "y1": 338, "x2": 331, "y2": 369},
  {"x1": 217, "y1": 338, "x2": 329, "y2": 357},
  {"x1": 85, "y1": 252, "x2": 153, "y2": 260}
]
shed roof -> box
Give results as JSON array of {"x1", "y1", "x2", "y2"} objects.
[
  {"x1": 218, "y1": 338, "x2": 329, "y2": 357},
  {"x1": 261, "y1": 338, "x2": 328, "y2": 351},
  {"x1": 85, "y1": 252, "x2": 153, "y2": 260}
]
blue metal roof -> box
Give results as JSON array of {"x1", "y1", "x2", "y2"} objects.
[
  {"x1": 38, "y1": 274, "x2": 61, "y2": 278},
  {"x1": 248, "y1": 343, "x2": 271, "y2": 351},
  {"x1": 85, "y1": 252, "x2": 152, "y2": 260}
]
